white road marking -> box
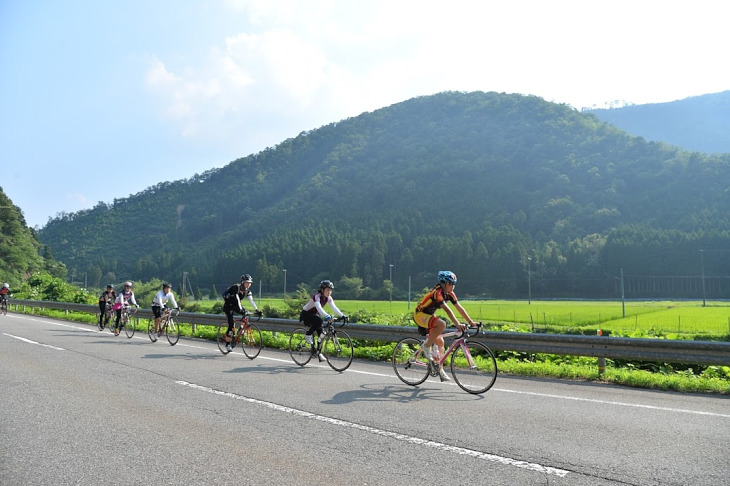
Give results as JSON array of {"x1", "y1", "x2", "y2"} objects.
[
  {"x1": 177, "y1": 379, "x2": 570, "y2": 477},
  {"x1": 3, "y1": 333, "x2": 65, "y2": 350}
]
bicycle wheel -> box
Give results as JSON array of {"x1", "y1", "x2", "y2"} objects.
[
  {"x1": 1, "y1": 303, "x2": 6, "y2": 315},
  {"x1": 392, "y1": 337, "x2": 430, "y2": 386},
  {"x1": 450, "y1": 341, "x2": 498, "y2": 394},
  {"x1": 166, "y1": 317, "x2": 180, "y2": 346},
  {"x1": 289, "y1": 328, "x2": 313, "y2": 366},
  {"x1": 147, "y1": 320, "x2": 158, "y2": 342},
  {"x1": 323, "y1": 331, "x2": 353, "y2": 372},
  {"x1": 216, "y1": 323, "x2": 231, "y2": 354},
  {"x1": 97, "y1": 312, "x2": 105, "y2": 331},
  {"x1": 124, "y1": 313, "x2": 136, "y2": 338},
  {"x1": 240, "y1": 323, "x2": 262, "y2": 359}
]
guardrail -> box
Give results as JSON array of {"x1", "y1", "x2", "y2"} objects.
[{"x1": 8, "y1": 299, "x2": 730, "y2": 366}]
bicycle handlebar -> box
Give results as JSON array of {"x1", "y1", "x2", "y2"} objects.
[
  {"x1": 440, "y1": 322, "x2": 482, "y2": 339},
  {"x1": 332, "y1": 315, "x2": 349, "y2": 327}
]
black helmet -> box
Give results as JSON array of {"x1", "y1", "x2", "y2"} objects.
[
  {"x1": 106, "y1": 284, "x2": 114, "y2": 289},
  {"x1": 320, "y1": 279, "x2": 334, "y2": 290},
  {"x1": 162, "y1": 282, "x2": 172, "y2": 289},
  {"x1": 240, "y1": 274, "x2": 253, "y2": 283}
]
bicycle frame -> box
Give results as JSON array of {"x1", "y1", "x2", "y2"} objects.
[{"x1": 418, "y1": 326, "x2": 478, "y2": 368}]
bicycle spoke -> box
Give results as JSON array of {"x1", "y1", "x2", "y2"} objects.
[
  {"x1": 217, "y1": 324, "x2": 231, "y2": 354},
  {"x1": 166, "y1": 317, "x2": 180, "y2": 345},
  {"x1": 392, "y1": 337, "x2": 430, "y2": 386},
  {"x1": 450, "y1": 341, "x2": 498, "y2": 394},
  {"x1": 323, "y1": 331, "x2": 353, "y2": 372},
  {"x1": 289, "y1": 328, "x2": 312, "y2": 366},
  {"x1": 124, "y1": 313, "x2": 136, "y2": 338},
  {"x1": 240, "y1": 324, "x2": 262, "y2": 359}
]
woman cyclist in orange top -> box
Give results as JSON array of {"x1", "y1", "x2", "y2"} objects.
[{"x1": 413, "y1": 271, "x2": 476, "y2": 381}]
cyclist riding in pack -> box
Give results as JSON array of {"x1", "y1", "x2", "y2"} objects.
[
  {"x1": 299, "y1": 280, "x2": 348, "y2": 361},
  {"x1": 97, "y1": 284, "x2": 116, "y2": 327},
  {"x1": 152, "y1": 282, "x2": 179, "y2": 336},
  {"x1": 114, "y1": 281, "x2": 139, "y2": 335},
  {"x1": 223, "y1": 274, "x2": 262, "y2": 352},
  {"x1": 0, "y1": 283, "x2": 10, "y2": 307},
  {"x1": 413, "y1": 271, "x2": 477, "y2": 381}
]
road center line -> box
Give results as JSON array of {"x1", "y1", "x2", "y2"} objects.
[{"x1": 176, "y1": 379, "x2": 569, "y2": 478}]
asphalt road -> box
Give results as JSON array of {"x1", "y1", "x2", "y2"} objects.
[{"x1": 1, "y1": 312, "x2": 728, "y2": 485}]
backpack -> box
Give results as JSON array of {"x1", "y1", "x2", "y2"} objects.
[{"x1": 222, "y1": 284, "x2": 239, "y2": 300}]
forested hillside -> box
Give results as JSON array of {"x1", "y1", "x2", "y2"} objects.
[
  {"x1": 588, "y1": 90, "x2": 730, "y2": 154},
  {"x1": 38, "y1": 91, "x2": 730, "y2": 299},
  {"x1": 0, "y1": 188, "x2": 66, "y2": 285}
]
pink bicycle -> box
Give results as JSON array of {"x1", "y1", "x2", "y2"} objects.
[{"x1": 392, "y1": 323, "x2": 497, "y2": 394}]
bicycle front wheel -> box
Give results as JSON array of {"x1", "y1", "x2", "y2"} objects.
[
  {"x1": 241, "y1": 324, "x2": 262, "y2": 359},
  {"x1": 450, "y1": 341, "x2": 498, "y2": 394},
  {"x1": 323, "y1": 331, "x2": 353, "y2": 372},
  {"x1": 216, "y1": 324, "x2": 231, "y2": 354},
  {"x1": 147, "y1": 321, "x2": 158, "y2": 342},
  {"x1": 124, "y1": 314, "x2": 136, "y2": 338},
  {"x1": 166, "y1": 317, "x2": 180, "y2": 346},
  {"x1": 97, "y1": 312, "x2": 105, "y2": 331},
  {"x1": 289, "y1": 328, "x2": 312, "y2": 366},
  {"x1": 392, "y1": 338, "x2": 430, "y2": 386}
]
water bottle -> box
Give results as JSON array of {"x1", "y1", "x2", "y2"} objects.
[{"x1": 432, "y1": 344, "x2": 440, "y2": 362}]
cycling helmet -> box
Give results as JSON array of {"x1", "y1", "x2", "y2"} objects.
[
  {"x1": 320, "y1": 279, "x2": 334, "y2": 290},
  {"x1": 3, "y1": 283, "x2": 9, "y2": 289},
  {"x1": 124, "y1": 281, "x2": 133, "y2": 288},
  {"x1": 106, "y1": 284, "x2": 114, "y2": 290},
  {"x1": 437, "y1": 271, "x2": 457, "y2": 285},
  {"x1": 162, "y1": 282, "x2": 172, "y2": 289},
  {"x1": 240, "y1": 274, "x2": 253, "y2": 283}
]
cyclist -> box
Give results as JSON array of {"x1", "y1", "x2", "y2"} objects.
[
  {"x1": 299, "y1": 280, "x2": 347, "y2": 361},
  {"x1": 0, "y1": 283, "x2": 10, "y2": 308},
  {"x1": 151, "y1": 282, "x2": 179, "y2": 338},
  {"x1": 97, "y1": 284, "x2": 116, "y2": 327},
  {"x1": 222, "y1": 274, "x2": 262, "y2": 352},
  {"x1": 413, "y1": 271, "x2": 477, "y2": 381},
  {"x1": 113, "y1": 281, "x2": 139, "y2": 335}
]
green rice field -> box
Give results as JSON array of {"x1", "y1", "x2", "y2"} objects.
[{"x1": 242, "y1": 298, "x2": 730, "y2": 337}]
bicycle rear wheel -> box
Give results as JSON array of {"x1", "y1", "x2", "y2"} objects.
[
  {"x1": 166, "y1": 317, "x2": 180, "y2": 346},
  {"x1": 450, "y1": 341, "x2": 498, "y2": 394},
  {"x1": 240, "y1": 323, "x2": 262, "y2": 359},
  {"x1": 289, "y1": 328, "x2": 313, "y2": 366},
  {"x1": 124, "y1": 313, "x2": 136, "y2": 338},
  {"x1": 323, "y1": 331, "x2": 353, "y2": 372},
  {"x1": 216, "y1": 323, "x2": 232, "y2": 354},
  {"x1": 392, "y1": 337, "x2": 430, "y2": 386}
]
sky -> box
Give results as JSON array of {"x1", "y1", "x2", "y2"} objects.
[{"x1": 1, "y1": 0, "x2": 728, "y2": 228}]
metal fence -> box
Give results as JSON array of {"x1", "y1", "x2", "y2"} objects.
[{"x1": 8, "y1": 299, "x2": 730, "y2": 366}]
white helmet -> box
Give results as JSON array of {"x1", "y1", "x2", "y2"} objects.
[{"x1": 3, "y1": 283, "x2": 8, "y2": 289}]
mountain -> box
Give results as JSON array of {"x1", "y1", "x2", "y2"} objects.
[
  {"x1": 0, "y1": 188, "x2": 66, "y2": 285},
  {"x1": 37, "y1": 91, "x2": 730, "y2": 299},
  {"x1": 587, "y1": 91, "x2": 730, "y2": 154}
]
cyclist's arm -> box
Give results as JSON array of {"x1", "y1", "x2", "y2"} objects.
[
  {"x1": 128, "y1": 293, "x2": 139, "y2": 307},
  {"x1": 440, "y1": 301, "x2": 463, "y2": 329},
  {"x1": 246, "y1": 293, "x2": 258, "y2": 311},
  {"x1": 453, "y1": 301, "x2": 476, "y2": 326},
  {"x1": 167, "y1": 293, "x2": 179, "y2": 309},
  {"x1": 327, "y1": 299, "x2": 345, "y2": 318}
]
